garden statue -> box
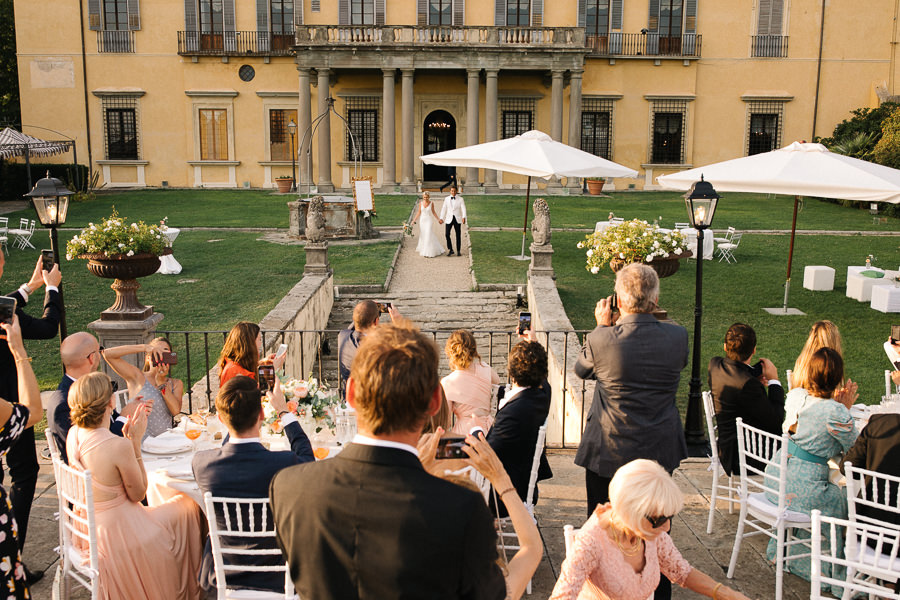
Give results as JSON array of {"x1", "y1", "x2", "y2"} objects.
[
  {"x1": 531, "y1": 197, "x2": 551, "y2": 246},
  {"x1": 306, "y1": 196, "x2": 326, "y2": 243}
]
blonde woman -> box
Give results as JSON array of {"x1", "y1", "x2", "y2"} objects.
[
  {"x1": 66, "y1": 371, "x2": 204, "y2": 600},
  {"x1": 442, "y1": 330, "x2": 500, "y2": 434},
  {"x1": 102, "y1": 337, "x2": 184, "y2": 438},
  {"x1": 784, "y1": 320, "x2": 844, "y2": 433},
  {"x1": 411, "y1": 191, "x2": 445, "y2": 258},
  {"x1": 551, "y1": 459, "x2": 751, "y2": 600}
]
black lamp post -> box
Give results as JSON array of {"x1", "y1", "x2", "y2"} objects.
[
  {"x1": 683, "y1": 175, "x2": 720, "y2": 452},
  {"x1": 24, "y1": 171, "x2": 72, "y2": 340},
  {"x1": 288, "y1": 119, "x2": 297, "y2": 193}
]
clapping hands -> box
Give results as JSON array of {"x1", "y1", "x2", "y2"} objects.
[
  {"x1": 834, "y1": 379, "x2": 859, "y2": 408},
  {"x1": 122, "y1": 400, "x2": 148, "y2": 442}
]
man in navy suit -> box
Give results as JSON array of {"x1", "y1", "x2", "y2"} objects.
[
  {"x1": 193, "y1": 375, "x2": 314, "y2": 597},
  {"x1": 487, "y1": 340, "x2": 552, "y2": 516},
  {"x1": 46, "y1": 332, "x2": 141, "y2": 463}
]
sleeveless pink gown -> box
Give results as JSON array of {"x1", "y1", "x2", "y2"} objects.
[
  {"x1": 442, "y1": 361, "x2": 495, "y2": 435},
  {"x1": 69, "y1": 427, "x2": 204, "y2": 600}
]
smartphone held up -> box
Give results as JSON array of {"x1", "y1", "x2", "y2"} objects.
[
  {"x1": 258, "y1": 364, "x2": 276, "y2": 392},
  {"x1": 435, "y1": 436, "x2": 468, "y2": 460}
]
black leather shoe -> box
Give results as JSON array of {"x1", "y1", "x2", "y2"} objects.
[
  {"x1": 448, "y1": 250, "x2": 455, "y2": 256},
  {"x1": 24, "y1": 566, "x2": 43, "y2": 585}
]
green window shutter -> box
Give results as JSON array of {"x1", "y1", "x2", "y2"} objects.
[
  {"x1": 339, "y1": 0, "x2": 349, "y2": 24},
  {"x1": 757, "y1": 0, "x2": 771, "y2": 34},
  {"x1": 577, "y1": 0, "x2": 586, "y2": 28},
  {"x1": 611, "y1": 0, "x2": 623, "y2": 30},
  {"x1": 184, "y1": 0, "x2": 197, "y2": 31},
  {"x1": 453, "y1": 0, "x2": 465, "y2": 26},
  {"x1": 295, "y1": 0, "x2": 303, "y2": 25},
  {"x1": 127, "y1": 0, "x2": 141, "y2": 30},
  {"x1": 495, "y1": 0, "x2": 505, "y2": 26},
  {"x1": 375, "y1": 0, "x2": 385, "y2": 25},
  {"x1": 648, "y1": 0, "x2": 659, "y2": 32},
  {"x1": 224, "y1": 0, "x2": 235, "y2": 31},
  {"x1": 418, "y1": 0, "x2": 427, "y2": 25},
  {"x1": 770, "y1": 0, "x2": 784, "y2": 35},
  {"x1": 88, "y1": 0, "x2": 101, "y2": 30},
  {"x1": 685, "y1": 0, "x2": 696, "y2": 33},
  {"x1": 257, "y1": 0, "x2": 269, "y2": 32},
  {"x1": 532, "y1": 0, "x2": 542, "y2": 26}
]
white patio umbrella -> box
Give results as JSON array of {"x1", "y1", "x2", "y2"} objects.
[
  {"x1": 657, "y1": 142, "x2": 900, "y2": 314},
  {"x1": 421, "y1": 130, "x2": 638, "y2": 258}
]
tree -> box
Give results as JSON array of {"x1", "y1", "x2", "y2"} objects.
[
  {"x1": 0, "y1": 0, "x2": 19, "y2": 126},
  {"x1": 818, "y1": 102, "x2": 899, "y2": 159},
  {"x1": 871, "y1": 106, "x2": 900, "y2": 170}
]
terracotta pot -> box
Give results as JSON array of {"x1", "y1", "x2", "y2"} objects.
[
  {"x1": 80, "y1": 253, "x2": 163, "y2": 321},
  {"x1": 609, "y1": 251, "x2": 692, "y2": 279},
  {"x1": 586, "y1": 179, "x2": 605, "y2": 195},
  {"x1": 275, "y1": 178, "x2": 294, "y2": 193}
]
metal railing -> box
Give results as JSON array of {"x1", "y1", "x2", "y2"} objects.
[
  {"x1": 586, "y1": 32, "x2": 702, "y2": 58},
  {"x1": 158, "y1": 328, "x2": 593, "y2": 446},
  {"x1": 177, "y1": 30, "x2": 296, "y2": 56},
  {"x1": 750, "y1": 35, "x2": 788, "y2": 58},
  {"x1": 295, "y1": 25, "x2": 584, "y2": 48},
  {"x1": 97, "y1": 30, "x2": 135, "y2": 53}
]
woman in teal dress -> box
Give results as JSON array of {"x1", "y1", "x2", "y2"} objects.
[{"x1": 764, "y1": 347, "x2": 859, "y2": 595}]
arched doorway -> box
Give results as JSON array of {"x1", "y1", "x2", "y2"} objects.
[{"x1": 422, "y1": 110, "x2": 456, "y2": 183}]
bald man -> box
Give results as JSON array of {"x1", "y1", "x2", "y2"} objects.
[{"x1": 46, "y1": 332, "x2": 142, "y2": 463}]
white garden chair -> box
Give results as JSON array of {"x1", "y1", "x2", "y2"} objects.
[
  {"x1": 702, "y1": 391, "x2": 740, "y2": 534},
  {"x1": 53, "y1": 457, "x2": 100, "y2": 599},
  {"x1": 113, "y1": 389, "x2": 130, "y2": 413},
  {"x1": 714, "y1": 226, "x2": 735, "y2": 245},
  {"x1": 810, "y1": 510, "x2": 900, "y2": 599},
  {"x1": 13, "y1": 219, "x2": 35, "y2": 250},
  {"x1": 202, "y1": 493, "x2": 297, "y2": 600},
  {"x1": 727, "y1": 419, "x2": 812, "y2": 600},
  {"x1": 716, "y1": 231, "x2": 743, "y2": 263}
]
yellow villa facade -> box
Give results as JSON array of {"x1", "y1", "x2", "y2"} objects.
[{"x1": 14, "y1": 0, "x2": 900, "y2": 193}]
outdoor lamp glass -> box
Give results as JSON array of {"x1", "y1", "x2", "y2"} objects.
[
  {"x1": 287, "y1": 119, "x2": 297, "y2": 137},
  {"x1": 26, "y1": 172, "x2": 72, "y2": 227},
  {"x1": 684, "y1": 176, "x2": 720, "y2": 229}
]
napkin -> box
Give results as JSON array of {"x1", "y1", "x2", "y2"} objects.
[
  {"x1": 162, "y1": 459, "x2": 195, "y2": 479},
  {"x1": 142, "y1": 430, "x2": 193, "y2": 454}
]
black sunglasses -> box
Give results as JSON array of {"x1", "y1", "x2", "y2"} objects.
[{"x1": 646, "y1": 514, "x2": 674, "y2": 529}]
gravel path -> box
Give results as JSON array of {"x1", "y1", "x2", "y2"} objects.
[{"x1": 388, "y1": 219, "x2": 473, "y2": 292}]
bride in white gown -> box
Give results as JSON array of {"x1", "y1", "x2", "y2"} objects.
[{"x1": 412, "y1": 192, "x2": 446, "y2": 258}]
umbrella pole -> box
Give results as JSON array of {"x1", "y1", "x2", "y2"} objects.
[
  {"x1": 782, "y1": 195, "x2": 800, "y2": 312},
  {"x1": 520, "y1": 176, "x2": 532, "y2": 259}
]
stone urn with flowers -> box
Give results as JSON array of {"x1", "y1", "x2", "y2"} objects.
[
  {"x1": 578, "y1": 219, "x2": 692, "y2": 279},
  {"x1": 67, "y1": 211, "x2": 171, "y2": 320}
]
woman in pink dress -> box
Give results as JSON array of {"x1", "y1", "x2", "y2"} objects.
[
  {"x1": 441, "y1": 330, "x2": 500, "y2": 435},
  {"x1": 66, "y1": 372, "x2": 204, "y2": 600},
  {"x1": 550, "y1": 459, "x2": 751, "y2": 600}
]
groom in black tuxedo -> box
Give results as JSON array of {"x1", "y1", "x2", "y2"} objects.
[{"x1": 270, "y1": 318, "x2": 505, "y2": 600}]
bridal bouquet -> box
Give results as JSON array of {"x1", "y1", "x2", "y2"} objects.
[
  {"x1": 262, "y1": 376, "x2": 345, "y2": 435},
  {"x1": 402, "y1": 221, "x2": 414, "y2": 236}
]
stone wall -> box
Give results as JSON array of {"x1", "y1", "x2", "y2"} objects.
[
  {"x1": 527, "y1": 275, "x2": 593, "y2": 448},
  {"x1": 186, "y1": 272, "x2": 334, "y2": 409}
]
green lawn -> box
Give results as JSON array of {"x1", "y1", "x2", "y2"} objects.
[{"x1": 471, "y1": 229, "x2": 900, "y2": 409}]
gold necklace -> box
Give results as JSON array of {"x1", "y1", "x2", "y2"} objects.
[{"x1": 611, "y1": 525, "x2": 642, "y2": 557}]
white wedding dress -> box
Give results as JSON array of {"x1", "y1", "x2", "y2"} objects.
[{"x1": 416, "y1": 201, "x2": 445, "y2": 258}]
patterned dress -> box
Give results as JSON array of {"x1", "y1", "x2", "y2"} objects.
[
  {"x1": 764, "y1": 399, "x2": 858, "y2": 595},
  {"x1": 138, "y1": 380, "x2": 173, "y2": 439},
  {"x1": 0, "y1": 404, "x2": 31, "y2": 599}
]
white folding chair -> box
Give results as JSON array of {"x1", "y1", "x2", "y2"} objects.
[
  {"x1": 202, "y1": 493, "x2": 297, "y2": 600},
  {"x1": 811, "y1": 511, "x2": 900, "y2": 600},
  {"x1": 53, "y1": 457, "x2": 100, "y2": 598},
  {"x1": 13, "y1": 219, "x2": 36, "y2": 250},
  {"x1": 113, "y1": 390, "x2": 130, "y2": 413},
  {"x1": 701, "y1": 391, "x2": 740, "y2": 534},
  {"x1": 727, "y1": 418, "x2": 812, "y2": 600},
  {"x1": 673, "y1": 222, "x2": 690, "y2": 229},
  {"x1": 563, "y1": 524, "x2": 578, "y2": 556},
  {"x1": 716, "y1": 232, "x2": 743, "y2": 263},
  {"x1": 714, "y1": 226, "x2": 735, "y2": 244},
  {"x1": 845, "y1": 462, "x2": 900, "y2": 595},
  {"x1": 0, "y1": 217, "x2": 7, "y2": 255}
]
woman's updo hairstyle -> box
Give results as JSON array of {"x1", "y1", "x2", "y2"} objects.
[
  {"x1": 68, "y1": 371, "x2": 114, "y2": 428},
  {"x1": 445, "y1": 330, "x2": 480, "y2": 370}
]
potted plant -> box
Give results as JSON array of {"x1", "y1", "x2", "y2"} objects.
[
  {"x1": 586, "y1": 177, "x2": 605, "y2": 195},
  {"x1": 578, "y1": 219, "x2": 692, "y2": 278},
  {"x1": 67, "y1": 210, "x2": 170, "y2": 320},
  {"x1": 275, "y1": 176, "x2": 294, "y2": 194}
]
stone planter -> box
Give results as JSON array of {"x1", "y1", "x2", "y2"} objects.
[
  {"x1": 586, "y1": 179, "x2": 605, "y2": 195},
  {"x1": 81, "y1": 252, "x2": 166, "y2": 320},
  {"x1": 609, "y1": 251, "x2": 692, "y2": 279},
  {"x1": 275, "y1": 178, "x2": 294, "y2": 193}
]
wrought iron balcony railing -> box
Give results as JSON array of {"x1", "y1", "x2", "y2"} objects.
[
  {"x1": 586, "y1": 33, "x2": 702, "y2": 58},
  {"x1": 97, "y1": 30, "x2": 135, "y2": 53},
  {"x1": 177, "y1": 30, "x2": 296, "y2": 56},
  {"x1": 750, "y1": 35, "x2": 788, "y2": 58}
]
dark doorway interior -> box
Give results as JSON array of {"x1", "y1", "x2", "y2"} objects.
[{"x1": 422, "y1": 109, "x2": 456, "y2": 183}]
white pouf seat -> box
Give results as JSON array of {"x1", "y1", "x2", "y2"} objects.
[
  {"x1": 871, "y1": 284, "x2": 900, "y2": 313},
  {"x1": 803, "y1": 266, "x2": 834, "y2": 291}
]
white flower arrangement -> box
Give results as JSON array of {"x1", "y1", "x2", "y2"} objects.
[{"x1": 578, "y1": 219, "x2": 689, "y2": 274}]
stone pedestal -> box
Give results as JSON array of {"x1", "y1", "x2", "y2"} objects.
[
  {"x1": 288, "y1": 197, "x2": 360, "y2": 239},
  {"x1": 88, "y1": 312, "x2": 164, "y2": 393},
  {"x1": 304, "y1": 242, "x2": 332, "y2": 276},
  {"x1": 528, "y1": 243, "x2": 555, "y2": 279}
]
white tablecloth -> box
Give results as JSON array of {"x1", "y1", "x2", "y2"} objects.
[
  {"x1": 676, "y1": 227, "x2": 715, "y2": 260},
  {"x1": 157, "y1": 227, "x2": 182, "y2": 275}
]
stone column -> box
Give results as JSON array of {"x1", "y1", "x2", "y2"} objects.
[
  {"x1": 297, "y1": 67, "x2": 312, "y2": 190},
  {"x1": 550, "y1": 70, "x2": 564, "y2": 141},
  {"x1": 381, "y1": 68, "x2": 396, "y2": 190},
  {"x1": 316, "y1": 68, "x2": 334, "y2": 193},
  {"x1": 566, "y1": 69, "x2": 584, "y2": 192},
  {"x1": 483, "y1": 68, "x2": 499, "y2": 191},
  {"x1": 400, "y1": 68, "x2": 415, "y2": 191},
  {"x1": 466, "y1": 69, "x2": 481, "y2": 187}
]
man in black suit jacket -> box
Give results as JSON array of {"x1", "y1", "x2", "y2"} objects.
[
  {"x1": 193, "y1": 375, "x2": 313, "y2": 596},
  {"x1": 487, "y1": 340, "x2": 552, "y2": 515},
  {"x1": 0, "y1": 254, "x2": 61, "y2": 579},
  {"x1": 270, "y1": 319, "x2": 506, "y2": 600},
  {"x1": 46, "y1": 332, "x2": 138, "y2": 463},
  {"x1": 708, "y1": 323, "x2": 784, "y2": 476},
  {"x1": 843, "y1": 410, "x2": 900, "y2": 532}
]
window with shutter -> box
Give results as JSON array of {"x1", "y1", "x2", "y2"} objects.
[
  {"x1": 610, "y1": 0, "x2": 622, "y2": 29},
  {"x1": 429, "y1": 0, "x2": 452, "y2": 25},
  {"x1": 375, "y1": 0, "x2": 384, "y2": 25},
  {"x1": 532, "y1": 0, "x2": 542, "y2": 26},
  {"x1": 126, "y1": 0, "x2": 140, "y2": 30},
  {"x1": 754, "y1": 0, "x2": 786, "y2": 57},
  {"x1": 452, "y1": 0, "x2": 464, "y2": 26},
  {"x1": 506, "y1": 0, "x2": 529, "y2": 26},
  {"x1": 339, "y1": 0, "x2": 349, "y2": 24},
  {"x1": 89, "y1": 0, "x2": 101, "y2": 30},
  {"x1": 494, "y1": 0, "x2": 505, "y2": 25},
  {"x1": 350, "y1": 0, "x2": 375, "y2": 25}
]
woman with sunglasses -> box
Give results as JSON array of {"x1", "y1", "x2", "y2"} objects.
[{"x1": 551, "y1": 459, "x2": 751, "y2": 600}]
